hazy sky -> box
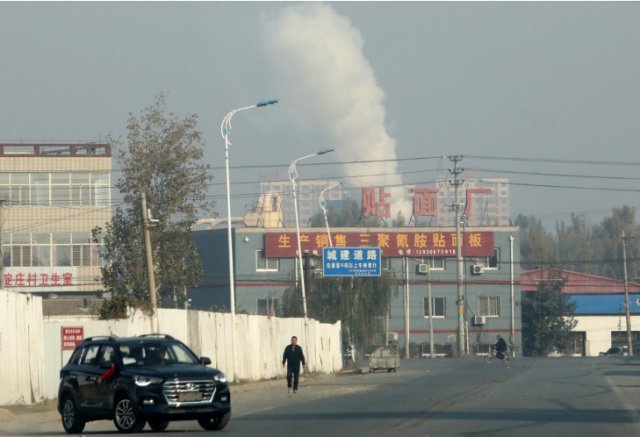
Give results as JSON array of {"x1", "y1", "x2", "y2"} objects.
[{"x1": 1, "y1": 2, "x2": 639, "y2": 228}]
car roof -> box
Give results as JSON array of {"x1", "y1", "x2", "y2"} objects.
[{"x1": 78, "y1": 334, "x2": 179, "y2": 346}]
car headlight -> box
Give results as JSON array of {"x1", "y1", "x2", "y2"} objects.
[
  {"x1": 133, "y1": 375, "x2": 163, "y2": 387},
  {"x1": 213, "y1": 372, "x2": 227, "y2": 383}
]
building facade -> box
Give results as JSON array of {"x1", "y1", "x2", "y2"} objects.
[
  {"x1": 434, "y1": 177, "x2": 510, "y2": 227},
  {"x1": 521, "y1": 268, "x2": 640, "y2": 357},
  {"x1": 191, "y1": 225, "x2": 522, "y2": 357},
  {"x1": 0, "y1": 143, "x2": 111, "y2": 298}
]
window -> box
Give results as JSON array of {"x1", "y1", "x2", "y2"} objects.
[
  {"x1": 31, "y1": 233, "x2": 50, "y2": 266},
  {"x1": 2, "y1": 232, "x2": 101, "y2": 267},
  {"x1": 426, "y1": 257, "x2": 445, "y2": 270},
  {"x1": 382, "y1": 257, "x2": 393, "y2": 271},
  {"x1": 99, "y1": 346, "x2": 115, "y2": 365},
  {"x1": 69, "y1": 233, "x2": 93, "y2": 266},
  {"x1": 478, "y1": 296, "x2": 500, "y2": 317},
  {"x1": 474, "y1": 248, "x2": 500, "y2": 270},
  {"x1": 256, "y1": 250, "x2": 278, "y2": 271},
  {"x1": 257, "y1": 297, "x2": 279, "y2": 316},
  {"x1": 0, "y1": 171, "x2": 110, "y2": 207},
  {"x1": 424, "y1": 297, "x2": 446, "y2": 318},
  {"x1": 80, "y1": 344, "x2": 101, "y2": 366}
]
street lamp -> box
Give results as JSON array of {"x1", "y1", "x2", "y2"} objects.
[
  {"x1": 289, "y1": 149, "x2": 334, "y2": 321},
  {"x1": 220, "y1": 98, "x2": 277, "y2": 380},
  {"x1": 319, "y1": 181, "x2": 341, "y2": 247}
]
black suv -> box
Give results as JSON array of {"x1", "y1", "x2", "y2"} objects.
[{"x1": 57, "y1": 334, "x2": 231, "y2": 433}]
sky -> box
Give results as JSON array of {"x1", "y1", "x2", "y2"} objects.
[{"x1": 1, "y1": 2, "x2": 639, "y2": 229}]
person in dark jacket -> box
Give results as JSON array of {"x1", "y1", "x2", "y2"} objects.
[
  {"x1": 494, "y1": 334, "x2": 508, "y2": 360},
  {"x1": 282, "y1": 336, "x2": 306, "y2": 393}
]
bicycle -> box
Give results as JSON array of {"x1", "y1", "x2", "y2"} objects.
[{"x1": 485, "y1": 348, "x2": 511, "y2": 366}]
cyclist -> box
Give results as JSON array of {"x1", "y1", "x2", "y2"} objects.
[{"x1": 494, "y1": 334, "x2": 508, "y2": 360}]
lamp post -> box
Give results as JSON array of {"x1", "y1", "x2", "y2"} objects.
[
  {"x1": 289, "y1": 149, "x2": 334, "y2": 321},
  {"x1": 319, "y1": 181, "x2": 341, "y2": 247},
  {"x1": 220, "y1": 98, "x2": 277, "y2": 381}
]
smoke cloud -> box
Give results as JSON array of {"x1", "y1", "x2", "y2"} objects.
[{"x1": 264, "y1": 3, "x2": 410, "y2": 219}]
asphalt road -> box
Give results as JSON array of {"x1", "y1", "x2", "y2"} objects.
[{"x1": 2, "y1": 356, "x2": 640, "y2": 436}]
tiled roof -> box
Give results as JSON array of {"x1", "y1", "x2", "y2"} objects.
[{"x1": 521, "y1": 268, "x2": 640, "y2": 294}]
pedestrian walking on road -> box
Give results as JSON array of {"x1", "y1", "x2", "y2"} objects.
[{"x1": 282, "y1": 336, "x2": 306, "y2": 394}]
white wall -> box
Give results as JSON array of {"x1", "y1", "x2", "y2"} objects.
[
  {"x1": 574, "y1": 315, "x2": 640, "y2": 356},
  {"x1": 41, "y1": 309, "x2": 342, "y2": 401},
  {"x1": 0, "y1": 289, "x2": 44, "y2": 405},
  {"x1": 0, "y1": 293, "x2": 342, "y2": 406}
]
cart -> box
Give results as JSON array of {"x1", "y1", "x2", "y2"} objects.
[{"x1": 368, "y1": 345, "x2": 400, "y2": 373}]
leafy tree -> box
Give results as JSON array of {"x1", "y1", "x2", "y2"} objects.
[
  {"x1": 514, "y1": 214, "x2": 555, "y2": 269},
  {"x1": 281, "y1": 269, "x2": 397, "y2": 353},
  {"x1": 555, "y1": 213, "x2": 595, "y2": 274},
  {"x1": 94, "y1": 94, "x2": 214, "y2": 318},
  {"x1": 522, "y1": 268, "x2": 577, "y2": 356},
  {"x1": 591, "y1": 206, "x2": 640, "y2": 280}
]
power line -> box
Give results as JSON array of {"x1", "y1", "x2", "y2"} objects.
[{"x1": 465, "y1": 155, "x2": 640, "y2": 167}]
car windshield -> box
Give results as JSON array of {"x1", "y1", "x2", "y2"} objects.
[{"x1": 118, "y1": 342, "x2": 200, "y2": 367}]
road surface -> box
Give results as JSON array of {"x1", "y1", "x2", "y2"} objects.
[{"x1": 2, "y1": 356, "x2": 639, "y2": 436}]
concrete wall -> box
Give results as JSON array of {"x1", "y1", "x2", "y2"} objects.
[
  {"x1": 573, "y1": 315, "x2": 640, "y2": 357},
  {"x1": 0, "y1": 290, "x2": 45, "y2": 405},
  {"x1": 41, "y1": 309, "x2": 342, "y2": 401}
]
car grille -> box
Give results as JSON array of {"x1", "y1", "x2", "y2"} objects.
[{"x1": 162, "y1": 379, "x2": 216, "y2": 405}]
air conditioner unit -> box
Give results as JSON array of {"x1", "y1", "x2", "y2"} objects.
[
  {"x1": 418, "y1": 263, "x2": 429, "y2": 274},
  {"x1": 473, "y1": 316, "x2": 486, "y2": 325},
  {"x1": 472, "y1": 264, "x2": 484, "y2": 275}
]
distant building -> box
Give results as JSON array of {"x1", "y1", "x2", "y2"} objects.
[
  {"x1": 190, "y1": 225, "x2": 521, "y2": 357},
  {"x1": 259, "y1": 179, "x2": 343, "y2": 227},
  {"x1": 0, "y1": 143, "x2": 111, "y2": 301},
  {"x1": 434, "y1": 177, "x2": 510, "y2": 227},
  {"x1": 521, "y1": 268, "x2": 640, "y2": 356}
]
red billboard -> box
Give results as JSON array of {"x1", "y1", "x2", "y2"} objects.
[{"x1": 264, "y1": 231, "x2": 494, "y2": 258}]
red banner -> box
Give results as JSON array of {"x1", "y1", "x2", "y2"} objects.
[
  {"x1": 61, "y1": 327, "x2": 84, "y2": 350},
  {"x1": 264, "y1": 231, "x2": 494, "y2": 258}
]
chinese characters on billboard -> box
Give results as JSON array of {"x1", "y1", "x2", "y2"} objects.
[
  {"x1": 265, "y1": 231, "x2": 494, "y2": 258},
  {"x1": 323, "y1": 247, "x2": 382, "y2": 277},
  {"x1": 2, "y1": 267, "x2": 77, "y2": 290},
  {"x1": 362, "y1": 186, "x2": 493, "y2": 218}
]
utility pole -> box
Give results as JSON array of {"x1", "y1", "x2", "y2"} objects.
[
  {"x1": 449, "y1": 155, "x2": 466, "y2": 357},
  {"x1": 404, "y1": 257, "x2": 411, "y2": 358},
  {"x1": 426, "y1": 265, "x2": 435, "y2": 358},
  {"x1": 621, "y1": 230, "x2": 633, "y2": 356},
  {"x1": 0, "y1": 200, "x2": 5, "y2": 284},
  {"x1": 141, "y1": 192, "x2": 159, "y2": 332}
]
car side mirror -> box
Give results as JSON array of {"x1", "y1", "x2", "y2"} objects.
[{"x1": 201, "y1": 356, "x2": 212, "y2": 366}]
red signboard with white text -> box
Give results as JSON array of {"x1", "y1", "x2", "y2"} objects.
[
  {"x1": 264, "y1": 231, "x2": 494, "y2": 258},
  {"x1": 61, "y1": 327, "x2": 84, "y2": 350}
]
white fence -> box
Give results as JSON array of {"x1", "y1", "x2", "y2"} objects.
[
  {"x1": 1, "y1": 290, "x2": 342, "y2": 405},
  {"x1": 0, "y1": 289, "x2": 44, "y2": 405}
]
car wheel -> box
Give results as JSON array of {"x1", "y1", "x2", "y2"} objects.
[
  {"x1": 197, "y1": 411, "x2": 231, "y2": 431},
  {"x1": 113, "y1": 396, "x2": 146, "y2": 433},
  {"x1": 149, "y1": 419, "x2": 169, "y2": 432},
  {"x1": 61, "y1": 395, "x2": 85, "y2": 434}
]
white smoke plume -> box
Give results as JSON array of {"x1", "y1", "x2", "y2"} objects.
[{"x1": 264, "y1": 3, "x2": 411, "y2": 220}]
